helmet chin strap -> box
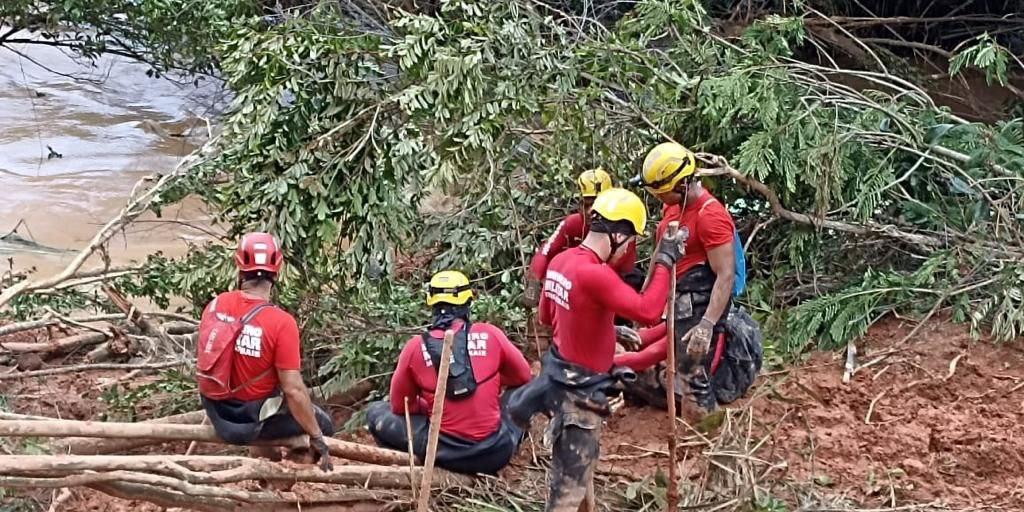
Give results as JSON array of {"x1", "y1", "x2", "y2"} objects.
[
  {"x1": 678, "y1": 178, "x2": 693, "y2": 210},
  {"x1": 605, "y1": 232, "x2": 625, "y2": 263}
]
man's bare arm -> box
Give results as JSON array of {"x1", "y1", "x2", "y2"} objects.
[
  {"x1": 704, "y1": 243, "x2": 736, "y2": 324},
  {"x1": 278, "y1": 369, "x2": 323, "y2": 438}
]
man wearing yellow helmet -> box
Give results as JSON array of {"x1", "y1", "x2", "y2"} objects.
[
  {"x1": 626, "y1": 141, "x2": 760, "y2": 418},
  {"x1": 507, "y1": 188, "x2": 684, "y2": 512},
  {"x1": 366, "y1": 270, "x2": 532, "y2": 475},
  {"x1": 523, "y1": 168, "x2": 640, "y2": 307}
]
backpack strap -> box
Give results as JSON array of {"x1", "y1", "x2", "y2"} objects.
[
  {"x1": 229, "y1": 303, "x2": 277, "y2": 395},
  {"x1": 241, "y1": 303, "x2": 274, "y2": 324}
]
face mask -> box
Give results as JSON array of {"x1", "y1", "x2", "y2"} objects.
[{"x1": 431, "y1": 304, "x2": 471, "y2": 330}]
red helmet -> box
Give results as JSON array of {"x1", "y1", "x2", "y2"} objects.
[{"x1": 235, "y1": 232, "x2": 284, "y2": 274}]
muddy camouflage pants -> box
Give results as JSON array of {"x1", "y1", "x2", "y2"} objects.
[
  {"x1": 627, "y1": 301, "x2": 763, "y2": 411},
  {"x1": 506, "y1": 348, "x2": 622, "y2": 512},
  {"x1": 546, "y1": 401, "x2": 602, "y2": 512}
]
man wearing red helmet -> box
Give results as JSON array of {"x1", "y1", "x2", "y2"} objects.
[{"x1": 197, "y1": 232, "x2": 334, "y2": 472}]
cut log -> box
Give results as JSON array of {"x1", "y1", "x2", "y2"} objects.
[
  {"x1": 0, "y1": 331, "x2": 110, "y2": 355},
  {"x1": 0, "y1": 455, "x2": 473, "y2": 488},
  {"x1": 89, "y1": 480, "x2": 399, "y2": 512},
  {"x1": 102, "y1": 285, "x2": 161, "y2": 337},
  {"x1": 0, "y1": 314, "x2": 124, "y2": 338},
  {"x1": 161, "y1": 321, "x2": 198, "y2": 335},
  {"x1": 4, "y1": 419, "x2": 407, "y2": 465},
  {"x1": 0, "y1": 472, "x2": 279, "y2": 503},
  {"x1": 57, "y1": 410, "x2": 211, "y2": 454}
]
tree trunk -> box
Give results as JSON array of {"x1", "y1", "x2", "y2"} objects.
[
  {"x1": 4, "y1": 419, "x2": 408, "y2": 465},
  {"x1": 55, "y1": 410, "x2": 207, "y2": 454}
]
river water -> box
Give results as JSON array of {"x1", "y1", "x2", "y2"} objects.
[{"x1": 0, "y1": 39, "x2": 222, "y2": 278}]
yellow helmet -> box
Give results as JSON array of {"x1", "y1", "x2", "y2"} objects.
[
  {"x1": 590, "y1": 188, "x2": 647, "y2": 236},
  {"x1": 577, "y1": 168, "x2": 613, "y2": 198},
  {"x1": 636, "y1": 142, "x2": 697, "y2": 194},
  {"x1": 426, "y1": 270, "x2": 474, "y2": 306}
]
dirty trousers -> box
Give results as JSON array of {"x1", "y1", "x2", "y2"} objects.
[
  {"x1": 546, "y1": 402, "x2": 603, "y2": 512},
  {"x1": 202, "y1": 393, "x2": 335, "y2": 444},
  {"x1": 506, "y1": 348, "x2": 622, "y2": 512},
  {"x1": 365, "y1": 400, "x2": 523, "y2": 475}
]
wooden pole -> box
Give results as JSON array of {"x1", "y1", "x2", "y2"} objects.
[
  {"x1": 664, "y1": 221, "x2": 681, "y2": 512},
  {"x1": 404, "y1": 396, "x2": 418, "y2": 502},
  {"x1": 416, "y1": 329, "x2": 455, "y2": 512},
  {"x1": 55, "y1": 410, "x2": 207, "y2": 455},
  {"x1": 0, "y1": 419, "x2": 407, "y2": 466},
  {"x1": 0, "y1": 455, "x2": 473, "y2": 488}
]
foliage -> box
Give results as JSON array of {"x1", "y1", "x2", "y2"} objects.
[
  {"x1": 0, "y1": 495, "x2": 42, "y2": 512},
  {"x1": 101, "y1": 369, "x2": 197, "y2": 421},
  {"x1": 5, "y1": 290, "x2": 93, "y2": 321},
  {"x1": 949, "y1": 33, "x2": 1018, "y2": 87},
  {"x1": 112, "y1": 0, "x2": 1024, "y2": 390},
  {"x1": 0, "y1": 0, "x2": 261, "y2": 76}
]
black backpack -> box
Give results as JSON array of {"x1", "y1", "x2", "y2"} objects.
[{"x1": 422, "y1": 321, "x2": 478, "y2": 400}]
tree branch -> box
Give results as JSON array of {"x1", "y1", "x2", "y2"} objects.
[
  {"x1": 859, "y1": 38, "x2": 953, "y2": 58},
  {"x1": 0, "y1": 455, "x2": 472, "y2": 489},
  {"x1": 0, "y1": 360, "x2": 188, "y2": 381},
  {"x1": 694, "y1": 153, "x2": 946, "y2": 248},
  {"x1": 806, "y1": 15, "x2": 1024, "y2": 28}
]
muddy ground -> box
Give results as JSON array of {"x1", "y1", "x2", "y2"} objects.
[{"x1": 2, "y1": 317, "x2": 1022, "y2": 510}]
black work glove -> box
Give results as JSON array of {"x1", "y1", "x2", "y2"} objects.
[
  {"x1": 521, "y1": 276, "x2": 542, "y2": 308},
  {"x1": 654, "y1": 230, "x2": 685, "y2": 268},
  {"x1": 310, "y1": 434, "x2": 333, "y2": 472},
  {"x1": 615, "y1": 325, "x2": 642, "y2": 351}
]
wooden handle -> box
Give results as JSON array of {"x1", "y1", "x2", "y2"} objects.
[
  {"x1": 640, "y1": 221, "x2": 681, "y2": 291},
  {"x1": 416, "y1": 329, "x2": 455, "y2": 512},
  {"x1": 663, "y1": 220, "x2": 680, "y2": 511}
]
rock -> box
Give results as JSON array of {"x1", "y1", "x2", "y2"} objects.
[
  {"x1": 901, "y1": 457, "x2": 927, "y2": 476},
  {"x1": 15, "y1": 353, "x2": 44, "y2": 372}
]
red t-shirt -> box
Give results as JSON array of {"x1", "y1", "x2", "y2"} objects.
[
  {"x1": 539, "y1": 246, "x2": 671, "y2": 373},
  {"x1": 529, "y1": 212, "x2": 637, "y2": 280},
  {"x1": 655, "y1": 191, "x2": 736, "y2": 277},
  {"x1": 389, "y1": 320, "x2": 532, "y2": 441},
  {"x1": 200, "y1": 291, "x2": 302, "y2": 402}
]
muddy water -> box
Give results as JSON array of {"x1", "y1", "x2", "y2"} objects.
[{"x1": 0, "y1": 39, "x2": 223, "y2": 278}]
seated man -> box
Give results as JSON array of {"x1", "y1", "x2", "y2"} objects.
[
  {"x1": 367, "y1": 270, "x2": 532, "y2": 475},
  {"x1": 196, "y1": 232, "x2": 333, "y2": 471}
]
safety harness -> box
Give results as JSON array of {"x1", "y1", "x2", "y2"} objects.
[{"x1": 422, "y1": 321, "x2": 486, "y2": 400}]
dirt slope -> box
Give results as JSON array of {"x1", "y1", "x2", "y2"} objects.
[
  {"x1": 585, "y1": 317, "x2": 1024, "y2": 509},
  {"x1": 3, "y1": 318, "x2": 1023, "y2": 510}
]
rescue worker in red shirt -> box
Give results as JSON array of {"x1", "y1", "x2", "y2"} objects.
[
  {"x1": 198, "y1": 233, "x2": 334, "y2": 471},
  {"x1": 621, "y1": 142, "x2": 761, "y2": 417},
  {"x1": 507, "y1": 188, "x2": 684, "y2": 512},
  {"x1": 366, "y1": 270, "x2": 533, "y2": 475},
  {"x1": 522, "y1": 168, "x2": 642, "y2": 307}
]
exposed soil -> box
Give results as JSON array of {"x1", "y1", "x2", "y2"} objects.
[
  {"x1": 3, "y1": 317, "x2": 1023, "y2": 510},
  {"x1": 748, "y1": 317, "x2": 1024, "y2": 509}
]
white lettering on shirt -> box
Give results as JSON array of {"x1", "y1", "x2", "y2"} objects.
[
  {"x1": 540, "y1": 220, "x2": 566, "y2": 256},
  {"x1": 235, "y1": 324, "x2": 263, "y2": 358},
  {"x1": 544, "y1": 270, "x2": 572, "y2": 309},
  {"x1": 468, "y1": 332, "x2": 489, "y2": 357},
  {"x1": 419, "y1": 331, "x2": 491, "y2": 366}
]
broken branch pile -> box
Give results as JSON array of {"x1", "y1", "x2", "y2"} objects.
[{"x1": 0, "y1": 417, "x2": 471, "y2": 510}]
